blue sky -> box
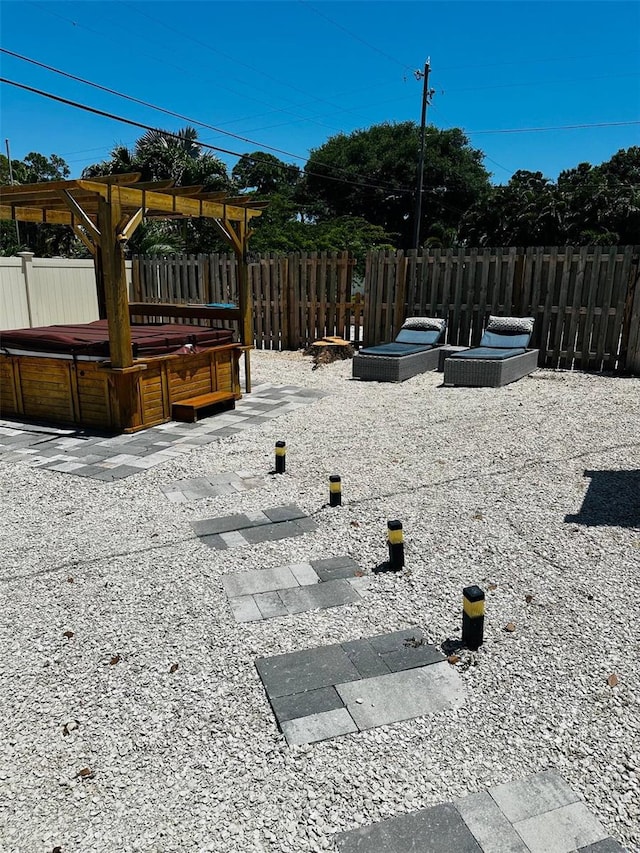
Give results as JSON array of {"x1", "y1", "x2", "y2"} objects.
[{"x1": 1, "y1": 0, "x2": 639, "y2": 185}]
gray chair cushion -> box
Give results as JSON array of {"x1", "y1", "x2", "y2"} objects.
[
  {"x1": 479, "y1": 330, "x2": 532, "y2": 349},
  {"x1": 358, "y1": 342, "x2": 432, "y2": 357},
  {"x1": 395, "y1": 328, "x2": 440, "y2": 345},
  {"x1": 451, "y1": 346, "x2": 527, "y2": 360}
]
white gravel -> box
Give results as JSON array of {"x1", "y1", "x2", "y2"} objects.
[{"x1": 1, "y1": 350, "x2": 639, "y2": 853}]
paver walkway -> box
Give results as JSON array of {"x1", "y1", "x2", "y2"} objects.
[
  {"x1": 160, "y1": 471, "x2": 264, "y2": 502},
  {"x1": 334, "y1": 769, "x2": 624, "y2": 853},
  {"x1": 0, "y1": 383, "x2": 325, "y2": 480},
  {"x1": 256, "y1": 628, "x2": 464, "y2": 746},
  {"x1": 192, "y1": 504, "x2": 317, "y2": 550},
  {"x1": 223, "y1": 556, "x2": 371, "y2": 622}
]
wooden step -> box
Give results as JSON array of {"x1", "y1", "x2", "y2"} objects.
[{"x1": 172, "y1": 391, "x2": 236, "y2": 423}]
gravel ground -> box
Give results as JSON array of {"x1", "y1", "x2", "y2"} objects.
[{"x1": 1, "y1": 351, "x2": 639, "y2": 853}]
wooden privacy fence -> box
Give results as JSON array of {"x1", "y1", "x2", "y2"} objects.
[
  {"x1": 131, "y1": 251, "x2": 359, "y2": 350},
  {"x1": 130, "y1": 246, "x2": 640, "y2": 374},
  {"x1": 364, "y1": 246, "x2": 640, "y2": 374}
]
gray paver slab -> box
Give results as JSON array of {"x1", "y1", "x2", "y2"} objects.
[
  {"x1": 490, "y1": 769, "x2": 580, "y2": 823},
  {"x1": 228, "y1": 595, "x2": 263, "y2": 623},
  {"x1": 513, "y1": 801, "x2": 609, "y2": 853},
  {"x1": 206, "y1": 483, "x2": 238, "y2": 497},
  {"x1": 199, "y1": 534, "x2": 227, "y2": 550},
  {"x1": 292, "y1": 517, "x2": 318, "y2": 533},
  {"x1": 335, "y1": 661, "x2": 465, "y2": 730},
  {"x1": 241, "y1": 523, "x2": 294, "y2": 544},
  {"x1": 341, "y1": 639, "x2": 391, "y2": 679},
  {"x1": 311, "y1": 556, "x2": 360, "y2": 572},
  {"x1": 380, "y1": 641, "x2": 445, "y2": 673},
  {"x1": 314, "y1": 564, "x2": 361, "y2": 582},
  {"x1": 367, "y1": 627, "x2": 425, "y2": 654},
  {"x1": 278, "y1": 579, "x2": 361, "y2": 614},
  {"x1": 222, "y1": 565, "x2": 299, "y2": 598},
  {"x1": 578, "y1": 839, "x2": 626, "y2": 852},
  {"x1": 270, "y1": 686, "x2": 344, "y2": 724},
  {"x1": 263, "y1": 504, "x2": 306, "y2": 522},
  {"x1": 455, "y1": 791, "x2": 529, "y2": 853},
  {"x1": 280, "y1": 707, "x2": 357, "y2": 746},
  {"x1": 335, "y1": 802, "x2": 482, "y2": 853},
  {"x1": 254, "y1": 591, "x2": 289, "y2": 619},
  {"x1": 219, "y1": 530, "x2": 250, "y2": 548},
  {"x1": 245, "y1": 510, "x2": 272, "y2": 526},
  {"x1": 192, "y1": 514, "x2": 250, "y2": 536},
  {"x1": 288, "y1": 562, "x2": 320, "y2": 586},
  {"x1": 311, "y1": 556, "x2": 360, "y2": 581},
  {"x1": 256, "y1": 644, "x2": 361, "y2": 699}
]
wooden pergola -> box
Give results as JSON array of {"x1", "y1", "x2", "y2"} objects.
[{"x1": 0, "y1": 172, "x2": 266, "y2": 389}]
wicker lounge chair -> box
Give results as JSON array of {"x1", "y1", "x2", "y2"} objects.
[
  {"x1": 443, "y1": 315, "x2": 539, "y2": 387},
  {"x1": 352, "y1": 317, "x2": 447, "y2": 382}
]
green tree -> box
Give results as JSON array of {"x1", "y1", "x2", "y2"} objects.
[
  {"x1": 232, "y1": 151, "x2": 300, "y2": 196},
  {"x1": 301, "y1": 122, "x2": 490, "y2": 249},
  {"x1": 0, "y1": 152, "x2": 83, "y2": 257},
  {"x1": 460, "y1": 147, "x2": 640, "y2": 247},
  {"x1": 460, "y1": 170, "x2": 562, "y2": 246},
  {"x1": 83, "y1": 126, "x2": 233, "y2": 254}
]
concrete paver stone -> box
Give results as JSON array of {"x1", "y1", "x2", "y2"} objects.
[
  {"x1": 264, "y1": 504, "x2": 307, "y2": 522},
  {"x1": 288, "y1": 562, "x2": 320, "y2": 586},
  {"x1": 490, "y1": 769, "x2": 580, "y2": 823},
  {"x1": 513, "y1": 801, "x2": 609, "y2": 853},
  {"x1": 269, "y1": 686, "x2": 344, "y2": 724},
  {"x1": 278, "y1": 579, "x2": 361, "y2": 614},
  {"x1": 336, "y1": 662, "x2": 465, "y2": 730},
  {"x1": 335, "y1": 802, "x2": 483, "y2": 853},
  {"x1": 256, "y1": 645, "x2": 361, "y2": 699},
  {"x1": 341, "y1": 639, "x2": 392, "y2": 679},
  {"x1": 222, "y1": 565, "x2": 299, "y2": 598},
  {"x1": 280, "y1": 708, "x2": 358, "y2": 746},
  {"x1": 455, "y1": 791, "x2": 530, "y2": 853},
  {"x1": 227, "y1": 595, "x2": 263, "y2": 623},
  {"x1": 254, "y1": 591, "x2": 289, "y2": 619}
]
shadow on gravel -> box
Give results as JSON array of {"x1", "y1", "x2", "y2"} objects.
[{"x1": 565, "y1": 469, "x2": 640, "y2": 528}]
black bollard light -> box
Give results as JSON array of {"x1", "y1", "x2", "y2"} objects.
[
  {"x1": 275, "y1": 440, "x2": 286, "y2": 474},
  {"x1": 462, "y1": 585, "x2": 485, "y2": 650},
  {"x1": 329, "y1": 474, "x2": 342, "y2": 507},
  {"x1": 386, "y1": 519, "x2": 404, "y2": 571}
]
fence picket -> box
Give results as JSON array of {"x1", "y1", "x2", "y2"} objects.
[{"x1": 127, "y1": 247, "x2": 638, "y2": 372}]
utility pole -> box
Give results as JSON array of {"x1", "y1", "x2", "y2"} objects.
[
  {"x1": 5, "y1": 138, "x2": 20, "y2": 246},
  {"x1": 412, "y1": 59, "x2": 434, "y2": 250}
]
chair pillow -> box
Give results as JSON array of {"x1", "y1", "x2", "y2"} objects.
[
  {"x1": 486, "y1": 315, "x2": 534, "y2": 335},
  {"x1": 402, "y1": 316, "x2": 446, "y2": 333},
  {"x1": 395, "y1": 328, "x2": 439, "y2": 346},
  {"x1": 479, "y1": 330, "x2": 531, "y2": 349}
]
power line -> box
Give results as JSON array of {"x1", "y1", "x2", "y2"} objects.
[
  {"x1": 0, "y1": 48, "x2": 320, "y2": 165},
  {"x1": 297, "y1": 0, "x2": 415, "y2": 72},
  {"x1": 0, "y1": 77, "x2": 420, "y2": 198},
  {"x1": 0, "y1": 50, "x2": 415, "y2": 194},
  {"x1": 26, "y1": 1, "x2": 348, "y2": 137},
  {"x1": 123, "y1": 1, "x2": 373, "y2": 126},
  {"x1": 467, "y1": 121, "x2": 640, "y2": 135}
]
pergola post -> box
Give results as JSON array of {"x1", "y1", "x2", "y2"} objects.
[
  {"x1": 237, "y1": 247, "x2": 253, "y2": 392},
  {"x1": 97, "y1": 194, "x2": 132, "y2": 369}
]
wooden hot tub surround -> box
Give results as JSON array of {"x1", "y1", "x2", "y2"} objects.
[
  {"x1": 0, "y1": 173, "x2": 266, "y2": 433},
  {"x1": 0, "y1": 320, "x2": 246, "y2": 432}
]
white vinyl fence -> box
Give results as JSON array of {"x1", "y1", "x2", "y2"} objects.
[{"x1": 0, "y1": 253, "x2": 132, "y2": 330}]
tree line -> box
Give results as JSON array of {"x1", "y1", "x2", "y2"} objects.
[{"x1": 1, "y1": 122, "x2": 638, "y2": 261}]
